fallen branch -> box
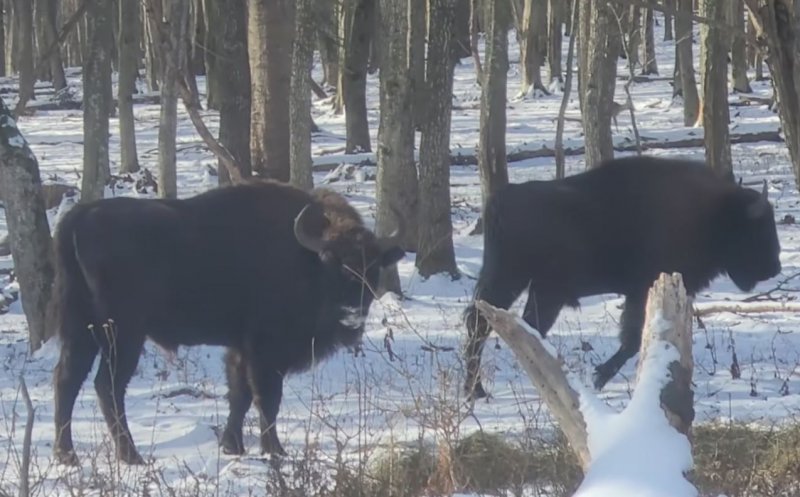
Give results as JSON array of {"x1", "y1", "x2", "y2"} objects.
[
  {"x1": 18, "y1": 376, "x2": 35, "y2": 497},
  {"x1": 694, "y1": 301, "x2": 800, "y2": 317},
  {"x1": 475, "y1": 299, "x2": 591, "y2": 470}
]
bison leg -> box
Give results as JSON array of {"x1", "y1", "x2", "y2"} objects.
[
  {"x1": 464, "y1": 273, "x2": 530, "y2": 400},
  {"x1": 247, "y1": 364, "x2": 286, "y2": 456},
  {"x1": 221, "y1": 349, "x2": 253, "y2": 455},
  {"x1": 53, "y1": 332, "x2": 100, "y2": 466},
  {"x1": 93, "y1": 334, "x2": 146, "y2": 465},
  {"x1": 521, "y1": 288, "x2": 565, "y2": 338},
  {"x1": 593, "y1": 291, "x2": 647, "y2": 390}
]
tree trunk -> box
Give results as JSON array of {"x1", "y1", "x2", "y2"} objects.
[
  {"x1": 676, "y1": 0, "x2": 699, "y2": 126},
  {"x1": 641, "y1": 7, "x2": 658, "y2": 75},
  {"x1": 548, "y1": 0, "x2": 563, "y2": 86},
  {"x1": 417, "y1": 0, "x2": 459, "y2": 279},
  {"x1": 208, "y1": 0, "x2": 251, "y2": 186},
  {"x1": 143, "y1": 3, "x2": 161, "y2": 91},
  {"x1": 118, "y1": 0, "x2": 140, "y2": 174},
  {"x1": 317, "y1": 0, "x2": 339, "y2": 87},
  {"x1": 453, "y1": 0, "x2": 472, "y2": 59},
  {"x1": 520, "y1": 0, "x2": 547, "y2": 95},
  {"x1": 729, "y1": 0, "x2": 751, "y2": 93},
  {"x1": 470, "y1": 0, "x2": 483, "y2": 82},
  {"x1": 157, "y1": 0, "x2": 190, "y2": 199},
  {"x1": 700, "y1": 0, "x2": 732, "y2": 181},
  {"x1": 376, "y1": 0, "x2": 418, "y2": 294},
  {"x1": 339, "y1": 0, "x2": 374, "y2": 153},
  {"x1": 13, "y1": 0, "x2": 35, "y2": 116},
  {"x1": 190, "y1": 0, "x2": 206, "y2": 75},
  {"x1": 410, "y1": 0, "x2": 427, "y2": 128},
  {"x1": 663, "y1": 0, "x2": 674, "y2": 40},
  {"x1": 581, "y1": 0, "x2": 617, "y2": 167},
  {"x1": 289, "y1": 0, "x2": 314, "y2": 190},
  {"x1": 627, "y1": 5, "x2": 641, "y2": 69},
  {"x1": 35, "y1": 0, "x2": 67, "y2": 91},
  {"x1": 82, "y1": 0, "x2": 112, "y2": 202},
  {"x1": 202, "y1": 0, "x2": 220, "y2": 109},
  {"x1": 746, "y1": 1, "x2": 800, "y2": 188},
  {"x1": 248, "y1": 0, "x2": 294, "y2": 181},
  {"x1": 0, "y1": 99, "x2": 55, "y2": 352},
  {"x1": 0, "y1": 4, "x2": 5, "y2": 77}
]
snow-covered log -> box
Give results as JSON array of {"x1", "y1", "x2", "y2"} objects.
[{"x1": 475, "y1": 272, "x2": 698, "y2": 497}]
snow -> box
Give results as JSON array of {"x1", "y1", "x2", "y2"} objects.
[{"x1": 0, "y1": 14, "x2": 798, "y2": 497}]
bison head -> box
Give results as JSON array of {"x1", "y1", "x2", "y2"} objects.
[
  {"x1": 724, "y1": 180, "x2": 782, "y2": 291},
  {"x1": 293, "y1": 202, "x2": 406, "y2": 324}
]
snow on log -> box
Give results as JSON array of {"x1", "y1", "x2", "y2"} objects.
[
  {"x1": 476, "y1": 272, "x2": 698, "y2": 497},
  {"x1": 694, "y1": 301, "x2": 800, "y2": 316}
]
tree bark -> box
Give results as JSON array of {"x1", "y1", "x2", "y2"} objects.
[
  {"x1": 663, "y1": 0, "x2": 674, "y2": 40},
  {"x1": 477, "y1": 0, "x2": 510, "y2": 216},
  {"x1": 700, "y1": 0, "x2": 732, "y2": 181},
  {"x1": 729, "y1": 0, "x2": 752, "y2": 93},
  {"x1": 12, "y1": 0, "x2": 35, "y2": 116},
  {"x1": 143, "y1": 2, "x2": 161, "y2": 91},
  {"x1": 376, "y1": 0, "x2": 418, "y2": 294},
  {"x1": 0, "y1": 98, "x2": 55, "y2": 352},
  {"x1": 338, "y1": 0, "x2": 374, "y2": 153},
  {"x1": 417, "y1": 0, "x2": 459, "y2": 279},
  {"x1": 520, "y1": 0, "x2": 547, "y2": 95},
  {"x1": 317, "y1": 0, "x2": 339, "y2": 87},
  {"x1": 82, "y1": 0, "x2": 113, "y2": 202},
  {"x1": 626, "y1": 5, "x2": 641, "y2": 69},
  {"x1": 289, "y1": 0, "x2": 314, "y2": 190},
  {"x1": 118, "y1": 0, "x2": 140, "y2": 174},
  {"x1": 548, "y1": 0, "x2": 563, "y2": 85},
  {"x1": 581, "y1": 0, "x2": 617, "y2": 167},
  {"x1": 676, "y1": 0, "x2": 699, "y2": 126},
  {"x1": 453, "y1": 0, "x2": 472, "y2": 59},
  {"x1": 0, "y1": 5, "x2": 5, "y2": 77},
  {"x1": 35, "y1": 0, "x2": 67, "y2": 91},
  {"x1": 157, "y1": 0, "x2": 190, "y2": 199},
  {"x1": 202, "y1": 0, "x2": 219, "y2": 109},
  {"x1": 248, "y1": 0, "x2": 294, "y2": 181},
  {"x1": 410, "y1": 0, "x2": 427, "y2": 128},
  {"x1": 208, "y1": 0, "x2": 251, "y2": 186},
  {"x1": 555, "y1": 0, "x2": 579, "y2": 179},
  {"x1": 641, "y1": 7, "x2": 658, "y2": 75}
]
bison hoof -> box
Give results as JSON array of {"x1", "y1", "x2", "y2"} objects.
[
  {"x1": 221, "y1": 436, "x2": 246, "y2": 456},
  {"x1": 592, "y1": 367, "x2": 613, "y2": 391},
  {"x1": 261, "y1": 437, "x2": 286, "y2": 457},
  {"x1": 55, "y1": 448, "x2": 80, "y2": 466}
]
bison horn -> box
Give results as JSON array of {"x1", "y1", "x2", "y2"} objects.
[
  {"x1": 747, "y1": 180, "x2": 770, "y2": 219},
  {"x1": 378, "y1": 205, "x2": 406, "y2": 250},
  {"x1": 294, "y1": 204, "x2": 326, "y2": 253}
]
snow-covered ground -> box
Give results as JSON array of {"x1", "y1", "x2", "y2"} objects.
[{"x1": 1, "y1": 16, "x2": 798, "y2": 496}]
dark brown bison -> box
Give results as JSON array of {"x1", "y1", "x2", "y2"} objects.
[
  {"x1": 51, "y1": 179, "x2": 405, "y2": 465},
  {"x1": 464, "y1": 156, "x2": 782, "y2": 398}
]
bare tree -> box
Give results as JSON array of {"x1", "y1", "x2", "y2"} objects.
[
  {"x1": 338, "y1": 0, "x2": 374, "y2": 153},
  {"x1": 729, "y1": 0, "x2": 752, "y2": 93},
  {"x1": 663, "y1": 0, "x2": 674, "y2": 40},
  {"x1": 118, "y1": 0, "x2": 140, "y2": 174},
  {"x1": 155, "y1": 0, "x2": 190, "y2": 199},
  {"x1": 0, "y1": 6, "x2": 5, "y2": 77},
  {"x1": 417, "y1": 0, "x2": 459, "y2": 279},
  {"x1": 206, "y1": 0, "x2": 251, "y2": 185},
  {"x1": 317, "y1": 0, "x2": 339, "y2": 87},
  {"x1": 82, "y1": 0, "x2": 113, "y2": 202},
  {"x1": 626, "y1": 5, "x2": 641, "y2": 69},
  {"x1": 581, "y1": 0, "x2": 618, "y2": 167},
  {"x1": 12, "y1": 0, "x2": 35, "y2": 117},
  {"x1": 700, "y1": 0, "x2": 732, "y2": 181},
  {"x1": 675, "y1": 0, "x2": 699, "y2": 125},
  {"x1": 289, "y1": 0, "x2": 314, "y2": 190},
  {"x1": 248, "y1": 0, "x2": 294, "y2": 180},
  {"x1": 375, "y1": 0, "x2": 418, "y2": 294},
  {"x1": 548, "y1": 0, "x2": 563, "y2": 86},
  {"x1": 641, "y1": 7, "x2": 658, "y2": 74},
  {"x1": 35, "y1": 0, "x2": 67, "y2": 91},
  {"x1": 519, "y1": 0, "x2": 548, "y2": 95},
  {"x1": 143, "y1": 2, "x2": 161, "y2": 91},
  {"x1": 477, "y1": 0, "x2": 510, "y2": 223},
  {"x1": 410, "y1": 0, "x2": 426, "y2": 128},
  {"x1": 0, "y1": 98, "x2": 55, "y2": 352}
]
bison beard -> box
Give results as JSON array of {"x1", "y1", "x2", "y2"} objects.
[
  {"x1": 50, "y1": 179, "x2": 405, "y2": 465},
  {"x1": 464, "y1": 156, "x2": 782, "y2": 399}
]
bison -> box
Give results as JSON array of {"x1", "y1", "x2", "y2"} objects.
[
  {"x1": 464, "y1": 156, "x2": 782, "y2": 399},
  {"x1": 51, "y1": 179, "x2": 405, "y2": 465}
]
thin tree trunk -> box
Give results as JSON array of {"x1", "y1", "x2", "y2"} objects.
[
  {"x1": 663, "y1": 0, "x2": 674, "y2": 40},
  {"x1": 118, "y1": 0, "x2": 140, "y2": 173},
  {"x1": 0, "y1": 99, "x2": 55, "y2": 352},
  {"x1": 82, "y1": 0, "x2": 112, "y2": 201},
  {"x1": 470, "y1": 0, "x2": 483, "y2": 82},
  {"x1": 410, "y1": 0, "x2": 427, "y2": 128},
  {"x1": 317, "y1": 0, "x2": 339, "y2": 87},
  {"x1": 700, "y1": 0, "x2": 732, "y2": 181},
  {"x1": 376, "y1": 0, "x2": 418, "y2": 293},
  {"x1": 453, "y1": 0, "x2": 471, "y2": 59},
  {"x1": 729, "y1": 0, "x2": 751, "y2": 93},
  {"x1": 36, "y1": 0, "x2": 67, "y2": 91},
  {"x1": 641, "y1": 7, "x2": 658, "y2": 75},
  {"x1": 675, "y1": 0, "x2": 699, "y2": 126},
  {"x1": 627, "y1": 5, "x2": 641, "y2": 69},
  {"x1": 555, "y1": 0, "x2": 579, "y2": 179},
  {"x1": 289, "y1": 0, "x2": 314, "y2": 190},
  {"x1": 582, "y1": 0, "x2": 617, "y2": 167},
  {"x1": 477, "y1": 0, "x2": 510, "y2": 217},
  {"x1": 520, "y1": 0, "x2": 547, "y2": 95},
  {"x1": 548, "y1": 0, "x2": 563, "y2": 86},
  {"x1": 339, "y1": 0, "x2": 374, "y2": 154},
  {"x1": 0, "y1": 4, "x2": 5, "y2": 77},
  {"x1": 208, "y1": 0, "x2": 250, "y2": 186},
  {"x1": 13, "y1": 0, "x2": 35, "y2": 116},
  {"x1": 417, "y1": 0, "x2": 459, "y2": 279},
  {"x1": 157, "y1": 0, "x2": 190, "y2": 199},
  {"x1": 143, "y1": 3, "x2": 160, "y2": 91},
  {"x1": 190, "y1": 0, "x2": 206, "y2": 75},
  {"x1": 248, "y1": 0, "x2": 294, "y2": 180}
]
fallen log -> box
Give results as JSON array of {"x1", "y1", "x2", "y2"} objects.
[{"x1": 694, "y1": 301, "x2": 800, "y2": 317}]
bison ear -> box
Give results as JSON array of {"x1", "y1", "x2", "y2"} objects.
[{"x1": 380, "y1": 246, "x2": 405, "y2": 268}]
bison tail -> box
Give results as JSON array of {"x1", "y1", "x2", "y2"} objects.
[{"x1": 49, "y1": 206, "x2": 93, "y2": 341}]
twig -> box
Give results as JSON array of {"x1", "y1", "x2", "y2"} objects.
[
  {"x1": 555, "y1": 0, "x2": 579, "y2": 179},
  {"x1": 18, "y1": 376, "x2": 35, "y2": 497},
  {"x1": 609, "y1": 4, "x2": 643, "y2": 154}
]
